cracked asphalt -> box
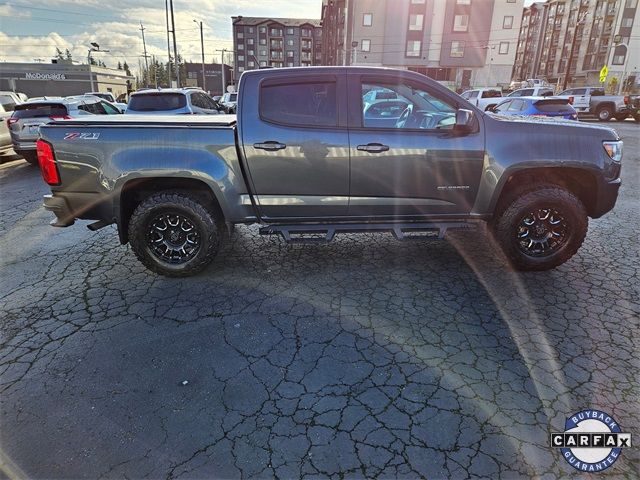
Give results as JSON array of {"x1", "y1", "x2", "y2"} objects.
[{"x1": 0, "y1": 122, "x2": 639, "y2": 479}]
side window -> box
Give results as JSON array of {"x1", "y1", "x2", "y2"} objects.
[
  {"x1": 361, "y1": 81, "x2": 456, "y2": 130},
  {"x1": 190, "y1": 93, "x2": 203, "y2": 109},
  {"x1": 573, "y1": 88, "x2": 587, "y2": 96},
  {"x1": 101, "y1": 101, "x2": 120, "y2": 114},
  {"x1": 0, "y1": 96, "x2": 16, "y2": 112},
  {"x1": 468, "y1": 91, "x2": 479, "y2": 100},
  {"x1": 495, "y1": 101, "x2": 511, "y2": 112},
  {"x1": 509, "y1": 99, "x2": 525, "y2": 111},
  {"x1": 260, "y1": 81, "x2": 337, "y2": 127},
  {"x1": 78, "y1": 102, "x2": 105, "y2": 114},
  {"x1": 520, "y1": 89, "x2": 534, "y2": 96}
]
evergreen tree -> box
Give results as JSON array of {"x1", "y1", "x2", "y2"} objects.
[
  {"x1": 123, "y1": 61, "x2": 132, "y2": 76},
  {"x1": 55, "y1": 47, "x2": 64, "y2": 60},
  {"x1": 89, "y1": 56, "x2": 97, "y2": 65},
  {"x1": 65, "y1": 49, "x2": 72, "y2": 60},
  {"x1": 117, "y1": 61, "x2": 123, "y2": 70}
]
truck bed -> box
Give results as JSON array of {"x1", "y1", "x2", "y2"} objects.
[{"x1": 51, "y1": 114, "x2": 237, "y2": 127}]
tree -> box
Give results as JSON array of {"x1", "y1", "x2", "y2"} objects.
[
  {"x1": 123, "y1": 61, "x2": 132, "y2": 76},
  {"x1": 55, "y1": 47, "x2": 64, "y2": 60},
  {"x1": 117, "y1": 61, "x2": 122, "y2": 70},
  {"x1": 65, "y1": 49, "x2": 72, "y2": 60},
  {"x1": 89, "y1": 56, "x2": 97, "y2": 65}
]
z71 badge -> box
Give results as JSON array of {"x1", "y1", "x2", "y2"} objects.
[{"x1": 63, "y1": 132, "x2": 100, "y2": 140}]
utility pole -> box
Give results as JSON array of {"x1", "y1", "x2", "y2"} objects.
[
  {"x1": 194, "y1": 20, "x2": 206, "y2": 91},
  {"x1": 169, "y1": 0, "x2": 179, "y2": 87},
  {"x1": 219, "y1": 49, "x2": 226, "y2": 95},
  {"x1": 140, "y1": 22, "x2": 150, "y2": 85},
  {"x1": 562, "y1": 15, "x2": 586, "y2": 91},
  {"x1": 165, "y1": 0, "x2": 172, "y2": 85}
]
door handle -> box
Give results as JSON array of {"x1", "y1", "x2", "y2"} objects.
[
  {"x1": 357, "y1": 143, "x2": 389, "y2": 153},
  {"x1": 254, "y1": 141, "x2": 286, "y2": 151}
]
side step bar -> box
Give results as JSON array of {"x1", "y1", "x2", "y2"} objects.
[{"x1": 259, "y1": 221, "x2": 477, "y2": 244}]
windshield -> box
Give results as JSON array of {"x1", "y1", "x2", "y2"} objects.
[{"x1": 127, "y1": 93, "x2": 187, "y2": 111}]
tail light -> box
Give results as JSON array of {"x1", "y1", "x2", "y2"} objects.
[
  {"x1": 568, "y1": 96, "x2": 574, "y2": 105},
  {"x1": 6, "y1": 117, "x2": 18, "y2": 128},
  {"x1": 36, "y1": 139, "x2": 61, "y2": 186},
  {"x1": 623, "y1": 96, "x2": 629, "y2": 105},
  {"x1": 49, "y1": 115, "x2": 72, "y2": 121}
]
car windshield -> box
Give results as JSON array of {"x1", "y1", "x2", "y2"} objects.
[
  {"x1": 127, "y1": 93, "x2": 187, "y2": 111},
  {"x1": 12, "y1": 103, "x2": 68, "y2": 118}
]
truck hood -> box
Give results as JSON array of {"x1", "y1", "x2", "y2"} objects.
[{"x1": 488, "y1": 113, "x2": 619, "y2": 138}]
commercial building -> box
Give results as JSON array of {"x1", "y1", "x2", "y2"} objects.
[
  {"x1": 320, "y1": 0, "x2": 524, "y2": 90},
  {"x1": 513, "y1": 0, "x2": 640, "y2": 89},
  {"x1": 0, "y1": 60, "x2": 134, "y2": 98},
  {"x1": 231, "y1": 16, "x2": 323, "y2": 81},
  {"x1": 184, "y1": 62, "x2": 233, "y2": 95}
]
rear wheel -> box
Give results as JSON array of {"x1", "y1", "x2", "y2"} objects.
[
  {"x1": 597, "y1": 105, "x2": 613, "y2": 121},
  {"x1": 633, "y1": 113, "x2": 640, "y2": 123},
  {"x1": 614, "y1": 113, "x2": 628, "y2": 122},
  {"x1": 128, "y1": 192, "x2": 221, "y2": 277},
  {"x1": 492, "y1": 186, "x2": 588, "y2": 271}
]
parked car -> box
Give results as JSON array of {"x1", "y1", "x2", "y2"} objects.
[
  {"x1": 0, "y1": 102, "x2": 13, "y2": 155},
  {"x1": 37, "y1": 66, "x2": 621, "y2": 276},
  {"x1": 507, "y1": 86, "x2": 554, "y2": 98},
  {"x1": 556, "y1": 87, "x2": 633, "y2": 121},
  {"x1": 126, "y1": 88, "x2": 222, "y2": 115},
  {"x1": 8, "y1": 96, "x2": 121, "y2": 165},
  {"x1": 460, "y1": 88, "x2": 503, "y2": 111},
  {"x1": 490, "y1": 97, "x2": 578, "y2": 120},
  {"x1": 219, "y1": 92, "x2": 237, "y2": 113},
  {"x1": 362, "y1": 87, "x2": 400, "y2": 109},
  {"x1": 0, "y1": 91, "x2": 25, "y2": 107}
]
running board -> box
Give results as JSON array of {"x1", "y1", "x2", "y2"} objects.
[{"x1": 259, "y1": 222, "x2": 477, "y2": 244}]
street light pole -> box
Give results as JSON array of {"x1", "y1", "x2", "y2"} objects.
[
  {"x1": 614, "y1": 43, "x2": 629, "y2": 95},
  {"x1": 194, "y1": 20, "x2": 206, "y2": 91},
  {"x1": 169, "y1": 0, "x2": 179, "y2": 87}
]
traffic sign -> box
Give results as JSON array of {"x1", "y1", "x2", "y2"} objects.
[{"x1": 599, "y1": 65, "x2": 609, "y2": 83}]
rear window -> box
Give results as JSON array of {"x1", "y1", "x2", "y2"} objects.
[
  {"x1": 260, "y1": 81, "x2": 337, "y2": 127},
  {"x1": 229, "y1": 93, "x2": 237, "y2": 102},
  {"x1": 12, "y1": 103, "x2": 67, "y2": 119},
  {"x1": 534, "y1": 100, "x2": 574, "y2": 113},
  {"x1": 482, "y1": 90, "x2": 502, "y2": 98},
  {"x1": 128, "y1": 93, "x2": 186, "y2": 111},
  {"x1": 0, "y1": 95, "x2": 16, "y2": 112}
]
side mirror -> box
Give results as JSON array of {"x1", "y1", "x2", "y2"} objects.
[{"x1": 455, "y1": 108, "x2": 475, "y2": 132}]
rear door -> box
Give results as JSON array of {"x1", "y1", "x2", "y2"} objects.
[
  {"x1": 241, "y1": 72, "x2": 349, "y2": 219},
  {"x1": 346, "y1": 71, "x2": 485, "y2": 217}
]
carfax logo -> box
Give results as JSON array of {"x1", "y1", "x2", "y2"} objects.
[{"x1": 551, "y1": 410, "x2": 632, "y2": 472}]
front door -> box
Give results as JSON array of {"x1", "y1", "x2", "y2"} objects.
[
  {"x1": 346, "y1": 72, "x2": 485, "y2": 218},
  {"x1": 241, "y1": 72, "x2": 349, "y2": 219}
]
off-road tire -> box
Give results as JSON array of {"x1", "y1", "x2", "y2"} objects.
[
  {"x1": 633, "y1": 113, "x2": 640, "y2": 123},
  {"x1": 128, "y1": 192, "x2": 221, "y2": 277},
  {"x1": 22, "y1": 152, "x2": 38, "y2": 166},
  {"x1": 492, "y1": 186, "x2": 588, "y2": 271},
  {"x1": 597, "y1": 105, "x2": 613, "y2": 121}
]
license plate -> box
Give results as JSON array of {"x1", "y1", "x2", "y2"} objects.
[{"x1": 28, "y1": 125, "x2": 39, "y2": 134}]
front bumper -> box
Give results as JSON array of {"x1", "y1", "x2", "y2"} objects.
[
  {"x1": 43, "y1": 194, "x2": 75, "y2": 227},
  {"x1": 591, "y1": 177, "x2": 621, "y2": 219}
]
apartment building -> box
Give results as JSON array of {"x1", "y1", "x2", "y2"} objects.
[
  {"x1": 513, "y1": 0, "x2": 639, "y2": 89},
  {"x1": 320, "y1": 0, "x2": 524, "y2": 89},
  {"x1": 231, "y1": 17, "x2": 323, "y2": 80}
]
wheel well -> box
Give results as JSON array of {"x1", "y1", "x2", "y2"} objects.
[
  {"x1": 494, "y1": 168, "x2": 598, "y2": 218},
  {"x1": 118, "y1": 177, "x2": 224, "y2": 244},
  {"x1": 595, "y1": 102, "x2": 615, "y2": 112}
]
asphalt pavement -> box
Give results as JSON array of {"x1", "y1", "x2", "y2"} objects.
[{"x1": 0, "y1": 122, "x2": 638, "y2": 479}]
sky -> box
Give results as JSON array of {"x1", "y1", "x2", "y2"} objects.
[{"x1": 0, "y1": 0, "x2": 540, "y2": 75}]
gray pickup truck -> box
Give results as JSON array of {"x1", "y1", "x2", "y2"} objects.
[{"x1": 36, "y1": 67, "x2": 622, "y2": 276}]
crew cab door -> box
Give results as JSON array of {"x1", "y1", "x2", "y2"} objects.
[
  {"x1": 559, "y1": 88, "x2": 590, "y2": 112},
  {"x1": 346, "y1": 72, "x2": 485, "y2": 217},
  {"x1": 240, "y1": 72, "x2": 349, "y2": 219}
]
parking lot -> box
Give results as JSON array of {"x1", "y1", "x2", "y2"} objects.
[{"x1": 0, "y1": 121, "x2": 638, "y2": 478}]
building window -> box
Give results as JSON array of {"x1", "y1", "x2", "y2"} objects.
[
  {"x1": 361, "y1": 39, "x2": 371, "y2": 52},
  {"x1": 406, "y1": 40, "x2": 421, "y2": 57},
  {"x1": 613, "y1": 54, "x2": 626, "y2": 65},
  {"x1": 238, "y1": 67, "x2": 245, "y2": 72},
  {"x1": 248, "y1": 50, "x2": 254, "y2": 56},
  {"x1": 287, "y1": 62, "x2": 294, "y2": 67},
  {"x1": 409, "y1": 14, "x2": 424, "y2": 31},
  {"x1": 411, "y1": 0, "x2": 426, "y2": 3},
  {"x1": 363, "y1": 13, "x2": 373, "y2": 26},
  {"x1": 503, "y1": 16, "x2": 514, "y2": 29},
  {"x1": 248, "y1": 61, "x2": 255, "y2": 67},
  {"x1": 450, "y1": 41, "x2": 465, "y2": 57},
  {"x1": 286, "y1": 27, "x2": 294, "y2": 35},
  {"x1": 237, "y1": 55, "x2": 245, "y2": 61},
  {"x1": 260, "y1": 38, "x2": 266, "y2": 45},
  {"x1": 248, "y1": 27, "x2": 254, "y2": 33},
  {"x1": 247, "y1": 38, "x2": 254, "y2": 45},
  {"x1": 499, "y1": 42, "x2": 509, "y2": 54},
  {"x1": 507, "y1": 0, "x2": 516, "y2": 3},
  {"x1": 625, "y1": 0, "x2": 637, "y2": 7},
  {"x1": 260, "y1": 50, "x2": 267, "y2": 56},
  {"x1": 301, "y1": 28, "x2": 311, "y2": 37},
  {"x1": 456, "y1": 0, "x2": 471, "y2": 4},
  {"x1": 453, "y1": 14, "x2": 469, "y2": 32},
  {"x1": 237, "y1": 32, "x2": 244, "y2": 39},
  {"x1": 238, "y1": 44, "x2": 244, "y2": 50},
  {"x1": 287, "y1": 39, "x2": 294, "y2": 46},
  {"x1": 270, "y1": 28, "x2": 283, "y2": 36},
  {"x1": 260, "y1": 60, "x2": 267, "y2": 67},
  {"x1": 287, "y1": 50, "x2": 294, "y2": 57},
  {"x1": 621, "y1": 17, "x2": 634, "y2": 28},
  {"x1": 259, "y1": 26, "x2": 266, "y2": 33}
]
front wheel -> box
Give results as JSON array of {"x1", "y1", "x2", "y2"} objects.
[
  {"x1": 128, "y1": 192, "x2": 221, "y2": 277},
  {"x1": 492, "y1": 186, "x2": 588, "y2": 271}
]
